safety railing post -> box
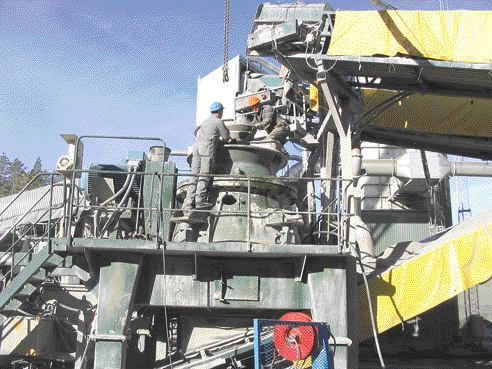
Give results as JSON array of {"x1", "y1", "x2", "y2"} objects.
[
  {"x1": 10, "y1": 225, "x2": 15, "y2": 280},
  {"x1": 157, "y1": 172, "x2": 163, "y2": 247},
  {"x1": 247, "y1": 177, "x2": 251, "y2": 251},
  {"x1": 337, "y1": 178, "x2": 342, "y2": 253},
  {"x1": 62, "y1": 176, "x2": 68, "y2": 238},
  {"x1": 48, "y1": 174, "x2": 55, "y2": 252}
]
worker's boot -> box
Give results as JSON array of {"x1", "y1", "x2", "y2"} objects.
[
  {"x1": 182, "y1": 203, "x2": 194, "y2": 210},
  {"x1": 195, "y1": 201, "x2": 212, "y2": 209}
]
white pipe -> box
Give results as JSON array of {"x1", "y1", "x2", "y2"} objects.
[
  {"x1": 450, "y1": 161, "x2": 492, "y2": 177},
  {"x1": 363, "y1": 159, "x2": 492, "y2": 178},
  {"x1": 353, "y1": 215, "x2": 375, "y2": 258}
]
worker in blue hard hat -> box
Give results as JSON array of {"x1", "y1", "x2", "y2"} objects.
[{"x1": 183, "y1": 101, "x2": 232, "y2": 210}]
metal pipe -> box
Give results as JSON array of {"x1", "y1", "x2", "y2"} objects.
[
  {"x1": 363, "y1": 159, "x2": 492, "y2": 178},
  {"x1": 362, "y1": 159, "x2": 398, "y2": 176},
  {"x1": 450, "y1": 161, "x2": 492, "y2": 177},
  {"x1": 169, "y1": 151, "x2": 188, "y2": 157}
]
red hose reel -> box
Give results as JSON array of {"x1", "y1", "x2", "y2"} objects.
[{"x1": 273, "y1": 312, "x2": 318, "y2": 361}]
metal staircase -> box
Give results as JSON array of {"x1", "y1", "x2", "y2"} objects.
[
  {"x1": 0, "y1": 174, "x2": 67, "y2": 320},
  {"x1": 0, "y1": 246, "x2": 64, "y2": 316}
]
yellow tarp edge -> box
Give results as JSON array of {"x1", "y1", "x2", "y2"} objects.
[
  {"x1": 327, "y1": 10, "x2": 492, "y2": 64},
  {"x1": 358, "y1": 221, "x2": 492, "y2": 341},
  {"x1": 308, "y1": 85, "x2": 492, "y2": 138}
]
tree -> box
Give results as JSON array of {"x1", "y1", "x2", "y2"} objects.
[
  {"x1": 9, "y1": 158, "x2": 26, "y2": 195},
  {"x1": 0, "y1": 154, "x2": 48, "y2": 197},
  {"x1": 32, "y1": 157, "x2": 42, "y2": 174},
  {"x1": 0, "y1": 153, "x2": 11, "y2": 197},
  {"x1": 28, "y1": 156, "x2": 49, "y2": 188}
]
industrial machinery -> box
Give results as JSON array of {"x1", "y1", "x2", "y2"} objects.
[{"x1": 0, "y1": 3, "x2": 491, "y2": 369}]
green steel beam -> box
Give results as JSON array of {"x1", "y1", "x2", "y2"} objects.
[
  {"x1": 142, "y1": 161, "x2": 176, "y2": 242},
  {"x1": 307, "y1": 256, "x2": 358, "y2": 369},
  {"x1": 93, "y1": 258, "x2": 142, "y2": 369},
  {"x1": 57, "y1": 237, "x2": 340, "y2": 257}
]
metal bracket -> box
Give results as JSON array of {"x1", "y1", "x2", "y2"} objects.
[
  {"x1": 215, "y1": 272, "x2": 228, "y2": 303},
  {"x1": 316, "y1": 66, "x2": 361, "y2": 102},
  {"x1": 328, "y1": 336, "x2": 352, "y2": 346},
  {"x1": 296, "y1": 255, "x2": 308, "y2": 282},
  {"x1": 193, "y1": 252, "x2": 199, "y2": 281},
  {"x1": 52, "y1": 238, "x2": 70, "y2": 252},
  {"x1": 83, "y1": 248, "x2": 96, "y2": 276},
  {"x1": 91, "y1": 334, "x2": 127, "y2": 342}
]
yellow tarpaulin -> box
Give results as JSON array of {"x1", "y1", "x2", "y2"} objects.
[
  {"x1": 362, "y1": 89, "x2": 492, "y2": 138},
  {"x1": 358, "y1": 213, "x2": 492, "y2": 341},
  {"x1": 308, "y1": 85, "x2": 492, "y2": 138},
  {"x1": 327, "y1": 10, "x2": 492, "y2": 64}
]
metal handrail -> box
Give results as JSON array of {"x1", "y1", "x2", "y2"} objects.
[
  {"x1": 70, "y1": 203, "x2": 345, "y2": 217},
  {"x1": 0, "y1": 180, "x2": 65, "y2": 244},
  {"x1": 1, "y1": 181, "x2": 67, "y2": 256},
  {"x1": 69, "y1": 167, "x2": 343, "y2": 182},
  {"x1": 0, "y1": 174, "x2": 67, "y2": 283},
  {"x1": 0, "y1": 173, "x2": 67, "y2": 296},
  {"x1": 46, "y1": 133, "x2": 352, "y2": 247},
  {"x1": 4, "y1": 212, "x2": 53, "y2": 268},
  {"x1": 63, "y1": 165, "x2": 348, "y2": 246},
  {"x1": 1, "y1": 218, "x2": 62, "y2": 285},
  {"x1": 0, "y1": 173, "x2": 48, "y2": 218},
  {"x1": 68, "y1": 135, "x2": 167, "y2": 244}
]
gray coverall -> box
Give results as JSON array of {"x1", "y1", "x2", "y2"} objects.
[
  {"x1": 253, "y1": 105, "x2": 289, "y2": 143},
  {"x1": 184, "y1": 115, "x2": 230, "y2": 207}
]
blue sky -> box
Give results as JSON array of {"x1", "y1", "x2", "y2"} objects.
[{"x1": 0, "y1": 0, "x2": 491, "y2": 218}]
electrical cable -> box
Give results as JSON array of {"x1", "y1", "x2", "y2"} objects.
[
  {"x1": 80, "y1": 317, "x2": 96, "y2": 369},
  {"x1": 99, "y1": 170, "x2": 137, "y2": 235},
  {"x1": 100, "y1": 167, "x2": 135, "y2": 206},
  {"x1": 355, "y1": 243, "x2": 386, "y2": 368},
  {"x1": 162, "y1": 239, "x2": 174, "y2": 368},
  {"x1": 330, "y1": 331, "x2": 337, "y2": 356}
]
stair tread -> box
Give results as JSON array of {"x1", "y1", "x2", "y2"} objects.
[
  {"x1": 2, "y1": 299, "x2": 23, "y2": 311},
  {"x1": 0, "y1": 309, "x2": 31, "y2": 317},
  {"x1": 27, "y1": 272, "x2": 47, "y2": 283},
  {"x1": 13, "y1": 284, "x2": 37, "y2": 298},
  {"x1": 0, "y1": 249, "x2": 63, "y2": 310}
]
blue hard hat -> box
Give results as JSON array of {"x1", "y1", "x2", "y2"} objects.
[{"x1": 210, "y1": 101, "x2": 224, "y2": 112}]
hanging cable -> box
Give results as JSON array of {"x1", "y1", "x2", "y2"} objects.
[
  {"x1": 162, "y1": 242, "x2": 174, "y2": 368},
  {"x1": 355, "y1": 242, "x2": 386, "y2": 368},
  {"x1": 222, "y1": 0, "x2": 230, "y2": 82}
]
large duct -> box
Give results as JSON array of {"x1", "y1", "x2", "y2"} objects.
[{"x1": 362, "y1": 155, "x2": 492, "y2": 179}]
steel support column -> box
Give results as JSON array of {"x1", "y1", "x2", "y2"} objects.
[
  {"x1": 316, "y1": 62, "x2": 358, "y2": 253},
  {"x1": 319, "y1": 131, "x2": 338, "y2": 243},
  {"x1": 93, "y1": 258, "x2": 142, "y2": 369},
  {"x1": 307, "y1": 256, "x2": 358, "y2": 369}
]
